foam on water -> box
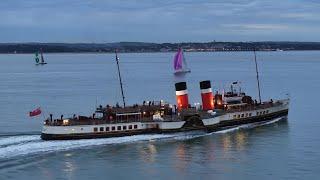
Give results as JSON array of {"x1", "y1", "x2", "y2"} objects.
[
  {"x1": 214, "y1": 117, "x2": 283, "y2": 134},
  {"x1": 0, "y1": 135, "x2": 39, "y2": 147},
  {"x1": 0, "y1": 133, "x2": 204, "y2": 159},
  {"x1": 0, "y1": 117, "x2": 284, "y2": 160}
]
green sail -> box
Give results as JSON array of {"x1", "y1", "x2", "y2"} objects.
[{"x1": 35, "y1": 52, "x2": 39, "y2": 63}]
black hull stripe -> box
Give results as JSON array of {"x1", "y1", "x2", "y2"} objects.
[{"x1": 206, "y1": 109, "x2": 288, "y2": 131}]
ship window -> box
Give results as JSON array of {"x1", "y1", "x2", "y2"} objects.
[
  {"x1": 100, "y1": 127, "x2": 104, "y2": 131},
  {"x1": 123, "y1": 126, "x2": 127, "y2": 130},
  {"x1": 249, "y1": 113, "x2": 252, "y2": 117},
  {"x1": 129, "y1": 125, "x2": 132, "y2": 129},
  {"x1": 256, "y1": 112, "x2": 259, "y2": 116},
  {"x1": 94, "y1": 127, "x2": 98, "y2": 132},
  {"x1": 117, "y1": 126, "x2": 121, "y2": 130},
  {"x1": 233, "y1": 115, "x2": 236, "y2": 119},
  {"x1": 246, "y1": 113, "x2": 248, "y2": 117},
  {"x1": 266, "y1": 110, "x2": 269, "y2": 114},
  {"x1": 237, "y1": 114, "x2": 240, "y2": 119},
  {"x1": 263, "y1": 111, "x2": 265, "y2": 115},
  {"x1": 112, "y1": 126, "x2": 115, "y2": 131},
  {"x1": 106, "y1": 127, "x2": 110, "y2": 131},
  {"x1": 134, "y1": 125, "x2": 138, "y2": 129},
  {"x1": 241, "y1": 114, "x2": 244, "y2": 118}
]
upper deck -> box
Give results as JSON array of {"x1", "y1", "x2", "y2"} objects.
[
  {"x1": 44, "y1": 101, "x2": 180, "y2": 126},
  {"x1": 43, "y1": 99, "x2": 289, "y2": 127},
  {"x1": 225, "y1": 99, "x2": 288, "y2": 113}
]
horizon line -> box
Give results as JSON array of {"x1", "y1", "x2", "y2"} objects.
[{"x1": 1, "y1": 41, "x2": 320, "y2": 44}]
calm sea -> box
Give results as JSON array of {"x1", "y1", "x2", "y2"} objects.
[{"x1": 0, "y1": 51, "x2": 319, "y2": 179}]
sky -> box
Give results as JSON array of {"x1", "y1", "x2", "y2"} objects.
[{"x1": 1, "y1": 0, "x2": 320, "y2": 43}]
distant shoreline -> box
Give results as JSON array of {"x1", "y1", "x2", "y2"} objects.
[
  {"x1": 1, "y1": 41, "x2": 320, "y2": 54},
  {"x1": 1, "y1": 49, "x2": 320, "y2": 55}
]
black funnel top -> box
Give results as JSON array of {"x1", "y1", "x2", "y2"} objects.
[
  {"x1": 200, "y1": 80, "x2": 211, "y2": 89},
  {"x1": 175, "y1": 82, "x2": 187, "y2": 91}
]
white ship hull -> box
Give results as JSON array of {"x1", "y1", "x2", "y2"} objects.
[{"x1": 41, "y1": 99, "x2": 289, "y2": 140}]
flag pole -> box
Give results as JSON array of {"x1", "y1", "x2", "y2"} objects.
[{"x1": 41, "y1": 106, "x2": 47, "y2": 120}]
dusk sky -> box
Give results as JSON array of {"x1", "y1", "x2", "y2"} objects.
[{"x1": 1, "y1": 0, "x2": 320, "y2": 43}]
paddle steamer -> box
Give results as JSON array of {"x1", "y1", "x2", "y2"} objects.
[{"x1": 41, "y1": 51, "x2": 289, "y2": 140}]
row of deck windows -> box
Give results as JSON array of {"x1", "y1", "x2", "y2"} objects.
[
  {"x1": 233, "y1": 110, "x2": 270, "y2": 119},
  {"x1": 93, "y1": 124, "x2": 138, "y2": 132},
  {"x1": 256, "y1": 110, "x2": 269, "y2": 116},
  {"x1": 233, "y1": 113, "x2": 252, "y2": 119}
]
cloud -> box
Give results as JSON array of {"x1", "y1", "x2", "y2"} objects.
[
  {"x1": 0, "y1": 0, "x2": 319, "y2": 42},
  {"x1": 222, "y1": 24, "x2": 289, "y2": 31},
  {"x1": 281, "y1": 12, "x2": 320, "y2": 20}
]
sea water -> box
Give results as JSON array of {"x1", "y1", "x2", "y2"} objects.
[{"x1": 0, "y1": 51, "x2": 319, "y2": 179}]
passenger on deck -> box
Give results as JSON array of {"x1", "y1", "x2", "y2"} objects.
[{"x1": 174, "y1": 105, "x2": 177, "y2": 114}]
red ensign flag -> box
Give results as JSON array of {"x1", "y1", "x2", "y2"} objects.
[{"x1": 29, "y1": 107, "x2": 42, "y2": 117}]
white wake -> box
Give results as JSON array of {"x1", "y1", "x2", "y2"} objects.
[
  {"x1": 0, "y1": 132, "x2": 206, "y2": 159},
  {"x1": 0, "y1": 117, "x2": 284, "y2": 159},
  {"x1": 214, "y1": 117, "x2": 283, "y2": 134}
]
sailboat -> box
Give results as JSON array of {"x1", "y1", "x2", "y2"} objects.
[
  {"x1": 173, "y1": 48, "x2": 191, "y2": 75},
  {"x1": 35, "y1": 51, "x2": 47, "y2": 65}
]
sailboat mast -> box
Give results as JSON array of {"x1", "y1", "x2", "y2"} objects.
[
  {"x1": 40, "y1": 51, "x2": 44, "y2": 63},
  {"x1": 115, "y1": 50, "x2": 126, "y2": 107},
  {"x1": 181, "y1": 48, "x2": 187, "y2": 66},
  {"x1": 254, "y1": 49, "x2": 262, "y2": 104}
]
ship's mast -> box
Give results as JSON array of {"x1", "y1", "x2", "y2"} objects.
[
  {"x1": 115, "y1": 50, "x2": 126, "y2": 107},
  {"x1": 254, "y1": 49, "x2": 262, "y2": 104}
]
